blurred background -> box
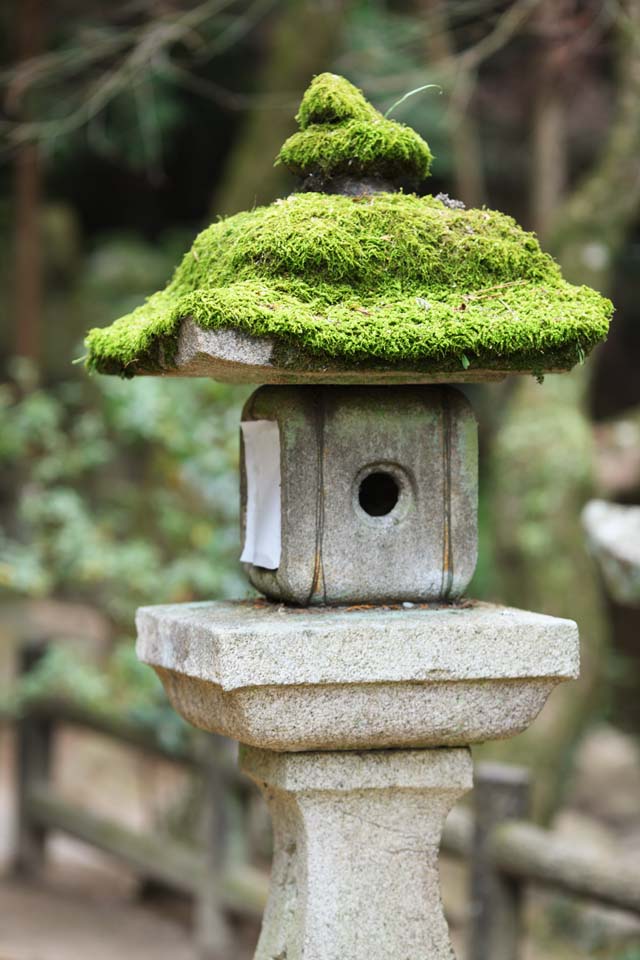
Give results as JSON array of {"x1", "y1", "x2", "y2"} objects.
[{"x1": 0, "y1": 1, "x2": 639, "y2": 958}]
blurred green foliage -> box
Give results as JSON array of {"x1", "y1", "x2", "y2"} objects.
[
  {"x1": 0, "y1": 363, "x2": 249, "y2": 623},
  {"x1": 490, "y1": 375, "x2": 600, "y2": 624},
  {"x1": 13, "y1": 641, "x2": 189, "y2": 753},
  {"x1": 1, "y1": 231, "x2": 251, "y2": 725}
]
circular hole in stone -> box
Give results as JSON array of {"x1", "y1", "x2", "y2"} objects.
[{"x1": 358, "y1": 471, "x2": 400, "y2": 517}]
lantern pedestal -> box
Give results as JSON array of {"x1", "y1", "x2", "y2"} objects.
[
  {"x1": 136, "y1": 600, "x2": 579, "y2": 957},
  {"x1": 241, "y1": 745, "x2": 472, "y2": 960}
]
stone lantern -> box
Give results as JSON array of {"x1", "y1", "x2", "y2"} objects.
[{"x1": 86, "y1": 74, "x2": 612, "y2": 959}]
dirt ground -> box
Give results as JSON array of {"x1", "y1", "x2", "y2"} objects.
[
  {"x1": 0, "y1": 726, "x2": 205, "y2": 960},
  {"x1": 1, "y1": 719, "x2": 639, "y2": 960}
]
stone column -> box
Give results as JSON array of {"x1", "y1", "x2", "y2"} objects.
[{"x1": 241, "y1": 745, "x2": 473, "y2": 960}]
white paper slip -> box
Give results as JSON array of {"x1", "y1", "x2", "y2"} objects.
[{"x1": 240, "y1": 419, "x2": 282, "y2": 569}]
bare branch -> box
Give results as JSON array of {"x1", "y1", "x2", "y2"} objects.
[
  {"x1": 458, "y1": 0, "x2": 543, "y2": 72},
  {"x1": 0, "y1": 0, "x2": 276, "y2": 156},
  {"x1": 337, "y1": 0, "x2": 545, "y2": 100}
]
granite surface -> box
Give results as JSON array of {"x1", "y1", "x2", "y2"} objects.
[
  {"x1": 241, "y1": 745, "x2": 473, "y2": 960},
  {"x1": 136, "y1": 600, "x2": 579, "y2": 751},
  {"x1": 241, "y1": 384, "x2": 478, "y2": 605}
]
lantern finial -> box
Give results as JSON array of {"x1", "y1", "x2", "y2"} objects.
[{"x1": 276, "y1": 72, "x2": 433, "y2": 191}]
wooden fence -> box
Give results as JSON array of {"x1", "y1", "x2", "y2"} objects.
[{"x1": 9, "y1": 636, "x2": 640, "y2": 960}]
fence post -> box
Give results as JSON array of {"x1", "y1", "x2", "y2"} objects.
[
  {"x1": 195, "y1": 735, "x2": 234, "y2": 960},
  {"x1": 468, "y1": 762, "x2": 531, "y2": 960},
  {"x1": 14, "y1": 635, "x2": 54, "y2": 876}
]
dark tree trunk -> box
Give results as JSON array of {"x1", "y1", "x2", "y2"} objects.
[
  {"x1": 13, "y1": 0, "x2": 44, "y2": 365},
  {"x1": 530, "y1": 0, "x2": 571, "y2": 241},
  {"x1": 550, "y1": 0, "x2": 640, "y2": 288}
]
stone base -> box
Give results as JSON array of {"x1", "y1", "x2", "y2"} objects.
[{"x1": 241, "y1": 745, "x2": 473, "y2": 960}]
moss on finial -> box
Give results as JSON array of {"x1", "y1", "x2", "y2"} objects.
[
  {"x1": 277, "y1": 73, "x2": 432, "y2": 184},
  {"x1": 295, "y1": 73, "x2": 378, "y2": 128}
]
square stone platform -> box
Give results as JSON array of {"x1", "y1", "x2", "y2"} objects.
[{"x1": 136, "y1": 600, "x2": 579, "y2": 752}]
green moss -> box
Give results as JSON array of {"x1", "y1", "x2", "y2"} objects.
[
  {"x1": 296, "y1": 73, "x2": 378, "y2": 128},
  {"x1": 85, "y1": 74, "x2": 612, "y2": 378},
  {"x1": 278, "y1": 119, "x2": 432, "y2": 182},
  {"x1": 85, "y1": 191, "x2": 612, "y2": 377},
  {"x1": 277, "y1": 72, "x2": 432, "y2": 182}
]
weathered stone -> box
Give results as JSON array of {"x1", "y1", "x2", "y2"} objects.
[
  {"x1": 582, "y1": 499, "x2": 640, "y2": 606},
  {"x1": 168, "y1": 318, "x2": 516, "y2": 383},
  {"x1": 241, "y1": 744, "x2": 473, "y2": 960},
  {"x1": 136, "y1": 601, "x2": 579, "y2": 751},
  {"x1": 240, "y1": 384, "x2": 478, "y2": 604}
]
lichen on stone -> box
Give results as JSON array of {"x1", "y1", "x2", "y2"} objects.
[
  {"x1": 85, "y1": 190, "x2": 612, "y2": 377},
  {"x1": 277, "y1": 73, "x2": 432, "y2": 183}
]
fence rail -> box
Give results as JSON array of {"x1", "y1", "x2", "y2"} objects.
[
  {"x1": 441, "y1": 767, "x2": 640, "y2": 960},
  {"x1": 8, "y1": 635, "x2": 640, "y2": 960},
  {"x1": 12, "y1": 700, "x2": 266, "y2": 958}
]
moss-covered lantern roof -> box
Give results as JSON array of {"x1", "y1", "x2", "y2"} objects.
[{"x1": 85, "y1": 73, "x2": 612, "y2": 383}]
